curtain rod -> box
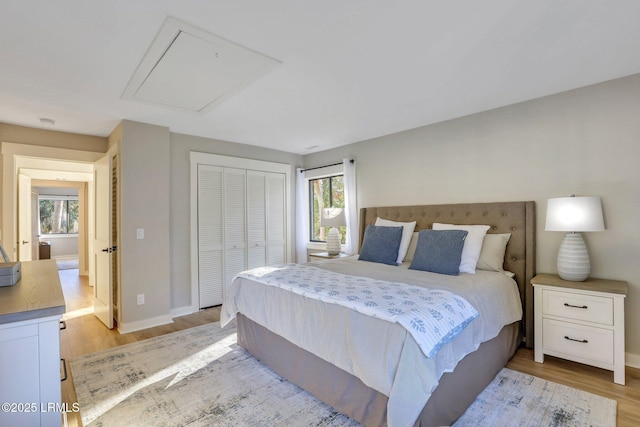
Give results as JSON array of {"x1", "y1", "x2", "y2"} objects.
[{"x1": 300, "y1": 159, "x2": 354, "y2": 173}]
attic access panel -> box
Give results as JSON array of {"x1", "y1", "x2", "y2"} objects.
[{"x1": 122, "y1": 17, "x2": 281, "y2": 112}]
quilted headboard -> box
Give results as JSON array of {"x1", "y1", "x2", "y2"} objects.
[{"x1": 359, "y1": 201, "x2": 536, "y2": 348}]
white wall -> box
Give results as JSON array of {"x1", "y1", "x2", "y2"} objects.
[
  {"x1": 40, "y1": 236, "x2": 78, "y2": 258},
  {"x1": 303, "y1": 73, "x2": 640, "y2": 361}
]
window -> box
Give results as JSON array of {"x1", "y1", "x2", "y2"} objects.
[
  {"x1": 39, "y1": 197, "x2": 79, "y2": 234},
  {"x1": 309, "y1": 175, "x2": 345, "y2": 243}
]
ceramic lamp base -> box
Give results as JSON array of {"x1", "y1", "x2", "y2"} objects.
[
  {"x1": 326, "y1": 227, "x2": 342, "y2": 255},
  {"x1": 557, "y1": 232, "x2": 591, "y2": 281}
]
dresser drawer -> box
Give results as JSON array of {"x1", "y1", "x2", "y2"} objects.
[
  {"x1": 0, "y1": 323, "x2": 38, "y2": 342},
  {"x1": 542, "y1": 318, "x2": 614, "y2": 365},
  {"x1": 543, "y1": 289, "x2": 613, "y2": 325}
]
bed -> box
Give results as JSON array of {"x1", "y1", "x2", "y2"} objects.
[{"x1": 221, "y1": 201, "x2": 536, "y2": 427}]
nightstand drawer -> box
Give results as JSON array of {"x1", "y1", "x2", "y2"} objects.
[
  {"x1": 543, "y1": 289, "x2": 613, "y2": 325},
  {"x1": 542, "y1": 318, "x2": 614, "y2": 365}
]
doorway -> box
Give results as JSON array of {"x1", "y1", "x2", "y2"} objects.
[
  {"x1": 2, "y1": 141, "x2": 116, "y2": 329},
  {"x1": 17, "y1": 167, "x2": 91, "y2": 275}
]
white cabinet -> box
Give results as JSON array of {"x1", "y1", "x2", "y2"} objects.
[
  {"x1": 0, "y1": 260, "x2": 65, "y2": 427},
  {"x1": 533, "y1": 274, "x2": 627, "y2": 385},
  {"x1": 0, "y1": 317, "x2": 62, "y2": 426},
  {"x1": 195, "y1": 160, "x2": 289, "y2": 309}
]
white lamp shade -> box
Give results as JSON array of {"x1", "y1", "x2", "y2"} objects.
[
  {"x1": 320, "y1": 208, "x2": 346, "y2": 228},
  {"x1": 545, "y1": 196, "x2": 604, "y2": 232}
]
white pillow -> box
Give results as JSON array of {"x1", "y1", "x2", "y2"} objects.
[
  {"x1": 375, "y1": 218, "x2": 417, "y2": 264},
  {"x1": 432, "y1": 223, "x2": 490, "y2": 273},
  {"x1": 477, "y1": 233, "x2": 511, "y2": 272},
  {"x1": 403, "y1": 232, "x2": 420, "y2": 262}
]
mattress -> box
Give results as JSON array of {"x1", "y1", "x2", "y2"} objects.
[{"x1": 221, "y1": 256, "x2": 523, "y2": 427}]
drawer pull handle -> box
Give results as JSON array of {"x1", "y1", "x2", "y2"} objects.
[
  {"x1": 61, "y1": 358, "x2": 68, "y2": 382},
  {"x1": 564, "y1": 335, "x2": 588, "y2": 344},
  {"x1": 564, "y1": 303, "x2": 588, "y2": 309}
]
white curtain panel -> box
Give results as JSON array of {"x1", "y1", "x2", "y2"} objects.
[
  {"x1": 343, "y1": 159, "x2": 358, "y2": 255},
  {"x1": 295, "y1": 167, "x2": 309, "y2": 263}
]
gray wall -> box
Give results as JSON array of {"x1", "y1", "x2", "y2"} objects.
[
  {"x1": 303, "y1": 73, "x2": 640, "y2": 360},
  {"x1": 119, "y1": 120, "x2": 172, "y2": 325},
  {"x1": 169, "y1": 132, "x2": 303, "y2": 310}
]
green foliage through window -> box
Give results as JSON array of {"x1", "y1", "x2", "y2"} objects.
[
  {"x1": 39, "y1": 198, "x2": 79, "y2": 234},
  {"x1": 309, "y1": 175, "x2": 346, "y2": 243}
]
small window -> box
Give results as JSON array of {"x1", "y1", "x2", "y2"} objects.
[
  {"x1": 309, "y1": 175, "x2": 345, "y2": 243},
  {"x1": 39, "y1": 197, "x2": 79, "y2": 234}
]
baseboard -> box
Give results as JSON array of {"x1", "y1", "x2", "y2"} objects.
[
  {"x1": 171, "y1": 305, "x2": 196, "y2": 318},
  {"x1": 626, "y1": 352, "x2": 640, "y2": 369},
  {"x1": 118, "y1": 314, "x2": 173, "y2": 334}
]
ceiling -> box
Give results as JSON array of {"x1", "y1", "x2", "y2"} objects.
[{"x1": 1, "y1": 1, "x2": 639, "y2": 155}]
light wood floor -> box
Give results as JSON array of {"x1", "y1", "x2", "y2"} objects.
[{"x1": 58, "y1": 270, "x2": 639, "y2": 426}]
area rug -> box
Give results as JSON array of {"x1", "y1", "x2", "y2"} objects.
[
  {"x1": 71, "y1": 323, "x2": 617, "y2": 427},
  {"x1": 56, "y1": 257, "x2": 79, "y2": 270},
  {"x1": 454, "y1": 368, "x2": 617, "y2": 427},
  {"x1": 71, "y1": 322, "x2": 359, "y2": 426}
]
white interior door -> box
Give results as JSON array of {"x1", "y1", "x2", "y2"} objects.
[
  {"x1": 197, "y1": 165, "x2": 224, "y2": 308},
  {"x1": 224, "y1": 168, "x2": 247, "y2": 290},
  {"x1": 18, "y1": 173, "x2": 32, "y2": 261},
  {"x1": 30, "y1": 189, "x2": 39, "y2": 260},
  {"x1": 93, "y1": 154, "x2": 113, "y2": 329},
  {"x1": 266, "y1": 172, "x2": 286, "y2": 265},
  {"x1": 247, "y1": 171, "x2": 266, "y2": 270}
]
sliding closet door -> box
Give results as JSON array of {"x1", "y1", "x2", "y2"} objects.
[
  {"x1": 247, "y1": 171, "x2": 267, "y2": 269},
  {"x1": 247, "y1": 170, "x2": 286, "y2": 267},
  {"x1": 191, "y1": 152, "x2": 291, "y2": 311},
  {"x1": 266, "y1": 172, "x2": 286, "y2": 265},
  {"x1": 197, "y1": 165, "x2": 224, "y2": 308},
  {"x1": 224, "y1": 168, "x2": 247, "y2": 290}
]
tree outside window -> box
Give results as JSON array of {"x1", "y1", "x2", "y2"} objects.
[
  {"x1": 39, "y1": 198, "x2": 79, "y2": 234},
  {"x1": 309, "y1": 175, "x2": 346, "y2": 243}
]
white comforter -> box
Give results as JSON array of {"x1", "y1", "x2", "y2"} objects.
[{"x1": 221, "y1": 256, "x2": 522, "y2": 427}]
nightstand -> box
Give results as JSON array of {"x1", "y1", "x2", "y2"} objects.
[
  {"x1": 532, "y1": 273, "x2": 627, "y2": 385},
  {"x1": 308, "y1": 251, "x2": 350, "y2": 261}
]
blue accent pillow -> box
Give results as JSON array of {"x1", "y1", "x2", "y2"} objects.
[
  {"x1": 358, "y1": 225, "x2": 403, "y2": 266},
  {"x1": 409, "y1": 230, "x2": 468, "y2": 275}
]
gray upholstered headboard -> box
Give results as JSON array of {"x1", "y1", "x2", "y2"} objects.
[{"x1": 359, "y1": 201, "x2": 536, "y2": 348}]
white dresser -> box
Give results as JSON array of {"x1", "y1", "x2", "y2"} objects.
[
  {"x1": 532, "y1": 273, "x2": 627, "y2": 385},
  {"x1": 0, "y1": 260, "x2": 66, "y2": 426}
]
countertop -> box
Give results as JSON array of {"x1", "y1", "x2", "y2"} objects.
[{"x1": 0, "y1": 260, "x2": 66, "y2": 324}]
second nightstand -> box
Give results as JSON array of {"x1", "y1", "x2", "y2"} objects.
[
  {"x1": 532, "y1": 273, "x2": 627, "y2": 385},
  {"x1": 308, "y1": 251, "x2": 350, "y2": 261}
]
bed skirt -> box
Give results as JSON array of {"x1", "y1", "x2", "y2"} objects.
[{"x1": 236, "y1": 314, "x2": 520, "y2": 427}]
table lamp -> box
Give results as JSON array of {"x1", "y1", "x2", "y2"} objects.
[
  {"x1": 545, "y1": 196, "x2": 605, "y2": 281},
  {"x1": 320, "y1": 208, "x2": 346, "y2": 255}
]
